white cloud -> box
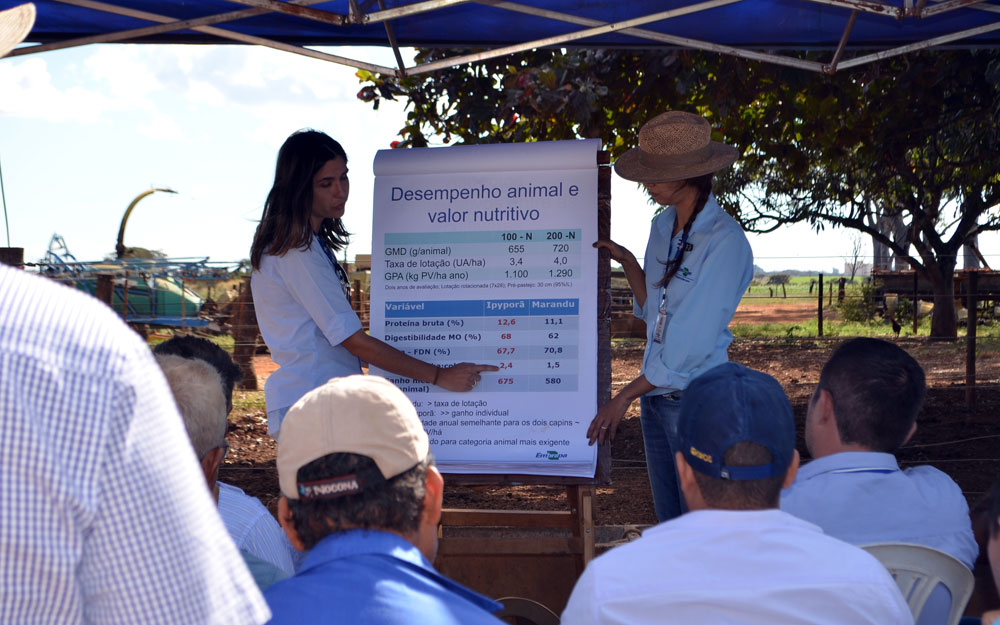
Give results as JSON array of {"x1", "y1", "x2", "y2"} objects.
[
  {"x1": 0, "y1": 57, "x2": 115, "y2": 122},
  {"x1": 84, "y1": 46, "x2": 165, "y2": 103},
  {"x1": 186, "y1": 79, "x2": 226, "y2": 106},
  {"x1": 136, "y1": 109, "x2": 184, "y2": 141}
]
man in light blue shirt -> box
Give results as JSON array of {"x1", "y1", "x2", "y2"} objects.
[
  {"x1": 781, "y1": 338, "x2": 977, "y2": 625},
  {"x1": 154, "y1": 335, "x2": 301, "y2": 575}
]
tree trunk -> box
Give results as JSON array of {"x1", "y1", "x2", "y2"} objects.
[
  {"x1": 927, "y1": 268, "x2": 958, "y2": 338},
  {"x1": 963, "y1": 234, "x2": 981, "y2": 270}
]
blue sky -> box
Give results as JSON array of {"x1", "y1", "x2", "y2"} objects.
[{"x1": 1, "y1": 43, "x2": 995, "y2": 274}]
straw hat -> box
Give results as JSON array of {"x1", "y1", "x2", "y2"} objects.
[
  {"x1": 0, "y1": 3, "x2": 34, "y2": 59},
  {"x1": 614, "y1": 111, "x2": 738, "y2": 183}
]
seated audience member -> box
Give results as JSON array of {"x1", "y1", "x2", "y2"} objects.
[
  {"x1": 781, "y1": 338, "x2": 977, "y2": 625},
  {"x1": 0, "y1": 46, "x2": 268, "y2": 620},
  {"x1": 561, "y1": 362, "x2": 912, "y2": 625},
  {"x1": 157, "y1": 354, "x2": 288, "y2": 590},
  {"x1": 980, "y1": 480, "x2": 1000, "y2": 625},
  {"x1": 155, "y1": 335, "x2": 299, "y2": 575},
  {"x1": 264, "y1": 375, "x2": 505, "y2": 625}
]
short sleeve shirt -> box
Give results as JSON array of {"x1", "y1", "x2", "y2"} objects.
[{"x1": 251, "y1": 234, "x2": 363, "y2": 413}]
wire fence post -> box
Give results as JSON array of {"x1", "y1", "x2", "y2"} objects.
[
  {"x1": 966, "y1": 271, "x2": 978, "y2": 411},
  {"x1": 181, "y1": 275, "x2": 187, "y2": 328},
  {"x1": 817, "y1": 273, "x2": 824, "y2": 337},
  {"x1": 232, "y1": 276, "x2": 260, "y2": 391},
  {"x1": 122, "y1": 270, "x2": 130, "y2": 322},
  {"x1": 912, "y1": 271, "x2": 919, "y2": 335},
  {"x1": 96, "y1": 274, "x2": 113, "y2": 306}
]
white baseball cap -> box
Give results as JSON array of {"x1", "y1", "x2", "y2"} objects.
[{"x1": 277, "y1": 375, "x2": 429, "y2": 500}]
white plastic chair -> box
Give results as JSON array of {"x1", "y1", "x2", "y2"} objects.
[
  {"x1": 496, "y1": 596, "x2": 560, "y2": 625},
  {"x1": 860, "y1": 542, "x2": 974, "y2": 625}
]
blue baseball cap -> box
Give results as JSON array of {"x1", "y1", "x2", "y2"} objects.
[{"x1": 679, "y1": 362, "x2": 795, "y2": 481}]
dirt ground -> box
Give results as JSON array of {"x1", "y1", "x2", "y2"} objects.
[
  {"x1": 732, "y1": 301, "x2": 836, "y2": 324},
  {"x1": 222, "y1": 330, "x2": 1000, "y2": 527}
]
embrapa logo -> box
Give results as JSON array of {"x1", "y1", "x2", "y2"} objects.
[{"x1": 536, "y1": 450, "x2": 568, "y2": 461}]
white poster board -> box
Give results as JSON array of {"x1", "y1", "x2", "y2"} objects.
[{"x1": 370, "y1": 140, "x2": 599, "y2": 477}]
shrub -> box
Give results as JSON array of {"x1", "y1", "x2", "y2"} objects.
[{"x1": 837, "y1": 281, "x2": 881, "y2": 323}]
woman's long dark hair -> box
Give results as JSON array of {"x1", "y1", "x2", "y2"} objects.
[
  {"x1": 250, "y1": 129, "x2": 351, "y2": 270},
  {"x1": 654, "y1": 172, "x2": 714, "y2": 288}
]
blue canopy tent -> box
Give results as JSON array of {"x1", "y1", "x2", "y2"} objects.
[{"x1": 3, "y1": 0, "x2": 1000, "y2": 74}]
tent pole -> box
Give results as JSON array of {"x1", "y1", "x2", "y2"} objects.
[
  {"x1": 222, "y1": 0, "x2": 346, "y2": 26},
  {"x1": 921, "y1": 0, "x2": 990, "y2": 18},
  {"x1": 405, "y1": 0, "x2": 824, "y2": 75},
  {"x1": 411, "y1": 0, "x2": 747, "y2": 75},
  {"x1": 835, "y1": 19, "x2": 1000, "y2": 70},
  {"x1": 361, "y1": 0, "x2": 476, "y2": 25},
  {"x1": 799, "y1": 0, "x2": 901, "y2": 18},
  {"x1": 33, "y1": 0, "x2": 396, "y2": 74},
  {"x1": 9, "y1": 0, "x2": 332, "y2": 57},
  {"x1": 376, "y1": 0, "x2": 410, "y2": 78},
  {"x1": 822, "y1": 10, "x2": 858, "y2": 74}
]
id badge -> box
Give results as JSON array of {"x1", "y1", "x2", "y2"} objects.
[{"x1": 652, "y1": 305, "x2": 667, "y2": 344}]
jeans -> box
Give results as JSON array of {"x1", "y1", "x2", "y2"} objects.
[{"x1": 641, "y1": 393, "x2": 687, "y2": 523}]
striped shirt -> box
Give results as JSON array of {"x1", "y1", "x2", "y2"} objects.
[
  {"x1": 218, "y1": 482, "x2": 300, "y2": 575},
  {"x1": 0, "y1": 265, "x2": 270, "y2": 625}
]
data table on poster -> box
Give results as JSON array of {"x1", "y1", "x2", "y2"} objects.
[
  {"x1": 382, "y1": 228, "x2": 582, "y2": 286},
  {"x1": 384, "y1": 298, "x2": 579, "y2": 392}
]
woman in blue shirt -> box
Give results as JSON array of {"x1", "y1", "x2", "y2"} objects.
[
  {"x1": 588, "y1": 112, "x2": 754, "y2": 522},
  {"x1": 250, "y1": 130, "x2": 497, "y2": 435}
]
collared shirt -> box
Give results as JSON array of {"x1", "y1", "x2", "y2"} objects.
[
  {"x1": 0, "y1": 265, "x2": 270, "y2": 625},
  {"x1": 265, "y1": 529, "x2": 504, "y2": 625},
  {"x1": 780, "y1": 452, "x2": 978, "y2": 567},
  {"x1": 241, "y1": 550, "x2": 289, "y2": 591},
  {"x1": 219, "y1": 482, "x2": 300, "y2": 575},
  {"x1": 251, "y1": 234, "x2": 362, "y2": 422},
  {"x1": 636, "y1": 195, "x2": 753, "y2": 394},
  {"x1": 781, "y1": 451, "x2": 978, "y2": 625},
  {"x1": 561, "y1": 508, "x2": 912, "y2": 625}
]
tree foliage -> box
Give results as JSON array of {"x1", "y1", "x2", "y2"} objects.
[{"x1": 359, "y1": 48, "x2": 1000, "y2": 336}]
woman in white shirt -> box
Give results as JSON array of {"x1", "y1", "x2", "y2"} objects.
[{"x1": 250, "y1": 130, "x2": 497, "y2": 435}]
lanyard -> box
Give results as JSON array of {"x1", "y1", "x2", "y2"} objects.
[
  {"x1": 657, "y1": 230, "x2": 690, "y2": 312},
  {"x1": 317, "y1": 236, "x2": 351, "y2": 299},
  {"x1": 652, "y1": 230, "x2": 689, "y2": 344}
]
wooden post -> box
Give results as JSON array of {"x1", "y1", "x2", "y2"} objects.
[
  {"x1": 180, "y1": 276, "x2": 187, "y2": 328},
  {"x1": 596, "y1": 151, "x2": 612, "y2": 483},
  {"x1": 966, "y1": 271, "x2": 978, "y2": 410},
  {"x1": 912, "y1": 271, "x2": 919, "y2": 335},
  {"x1": 817, "y1": 273, "x2": 824, "y2": 337},
  {"x1": 96, "y1": 274, "x2": 113, "y2": 306},
  {"x1": 231, "y1": 277, "x2": 260, "y2": 390},
  {"x1": 122, "y1": 270, "x2": 130, "y2": 321},
  {"x1": 837, "y1": 277, "x2": 846, "y2": 303},
  {"x1": 0, "y1": 247, "x2": 24, "y2": 267}
]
